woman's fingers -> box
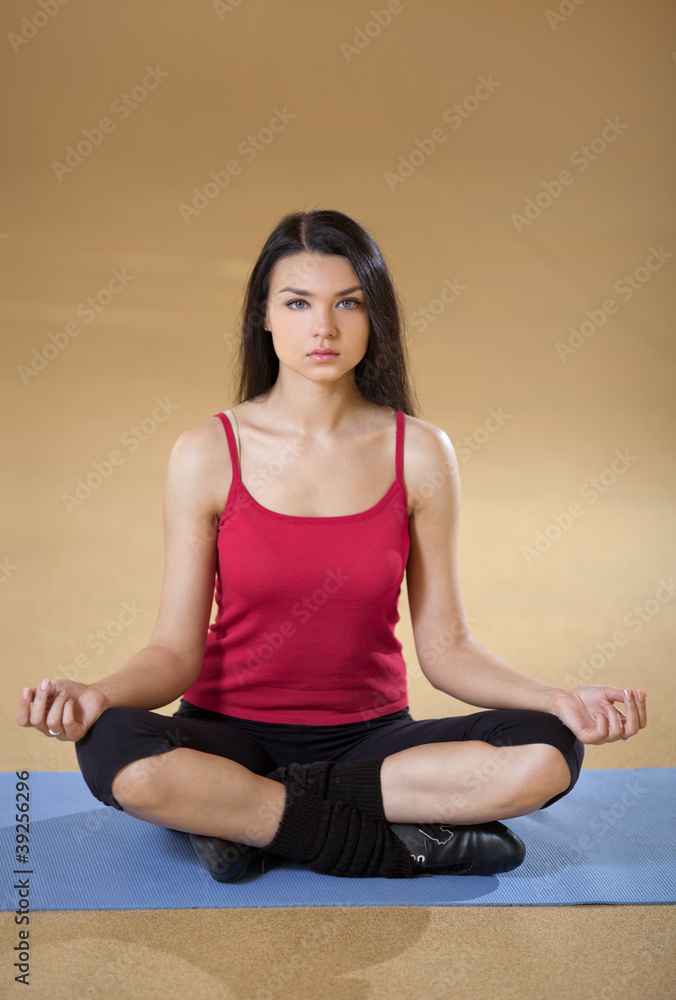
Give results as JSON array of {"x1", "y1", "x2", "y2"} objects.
[
  {"x1": 28, "y1": 678, "x2": 54, "y2": 728},
  {"x1": 17, "y1": 679, "x2": 84, "y2": 740},
  {"x1": 604, "y1": 701, "x2": 625, "y2": 742},
  {"x1": 637, "y1": 689, "x2": 648, "y2": 728},
  {"x1": 589, "y1": 710, "x2": 608, "y2": 743},
  {"x1": 25, "y1": 678, "x2": 68, "y2": 737},
  {"x1": 62, "y1": 696, "x2": 74, "y2": 729},
  {"x1": 603, "y1": 685, "x2": 627, "y2": 703},
  {"x1": 46, "y1": 689, "x2": 69, "y2": 737},
  {"x1": 623, "y1": 689, "x2": 647, "y2": 736},
  {"x1": 620, "y1": 689, "x2": 641, "y2": 738},
  {"x1": 16, "y1": 687, "x2": 36, "y2": 726}
]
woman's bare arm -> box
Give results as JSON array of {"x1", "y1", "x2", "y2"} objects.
[
  {"x1": 17, "y1": 417, "x2": 227, "y2": 738},
  {"x1": 404, "y1": 418, "x2": 647, "y2": 744},
  {"x1": 90, "y1": 419, "x2": 222, "y2": 709}
]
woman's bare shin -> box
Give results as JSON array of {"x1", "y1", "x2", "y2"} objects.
[{"x1": 110, "y1": 748, "x2": 286, "y2": 847}]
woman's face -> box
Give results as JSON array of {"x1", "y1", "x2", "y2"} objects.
[{"x1": 263, "y1": 252, "x2": 370, "y2": 385}]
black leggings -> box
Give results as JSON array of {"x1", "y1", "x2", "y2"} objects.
[{"x1": 75, "y1": 699, "x2": 584, "y2": 814}]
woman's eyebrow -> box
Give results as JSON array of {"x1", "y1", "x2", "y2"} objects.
[{"x1": 276, "y1": 285, "x2": 363, "y2": 296}]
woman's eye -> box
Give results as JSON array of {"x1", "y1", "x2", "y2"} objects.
[{"x1": 285, "y1": 298, "x2": 361, "y2": 309}]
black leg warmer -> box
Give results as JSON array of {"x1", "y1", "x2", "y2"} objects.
[
  {"x1": 266, "y1": 779, "x2": 414, "y2": 879},
  {"x1": 267, "y1": 757, "x2": 387, "y2": 820}
]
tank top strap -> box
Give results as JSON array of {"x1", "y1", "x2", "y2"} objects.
[
  {"x1": 215, "y1": 411, "x2": 241, "y2": 483},
  {"x1": 395, "y1": 409, "x2": 404, "y2": 484}
]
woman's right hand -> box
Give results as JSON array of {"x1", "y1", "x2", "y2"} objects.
[{"x1": 16, "y1": 678, "x2": 109, "y2": 742}]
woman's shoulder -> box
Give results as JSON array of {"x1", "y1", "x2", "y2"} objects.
[
  {"x1": 165, "y1": 414, "x2": 234, "y2": 523},
  {"x1": 401, "y1": 413, "x2": 459, "y2": 511},
  {"x1": 167, "y1": 412, "x2": 233, "y2": 476},
  {"x1": 403, "y1": 412, "x2": 456, "y2": 463},
  {"x1": 354, "y1": 403, "x2": 456, "y2": 469},
  {"x1": 173, "y1": 411, "x2": 229, "y2": 447}
]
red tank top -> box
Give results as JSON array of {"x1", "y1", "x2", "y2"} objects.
[{"x1": 182, "y1": 408, "x2": 411, "y2": 724}]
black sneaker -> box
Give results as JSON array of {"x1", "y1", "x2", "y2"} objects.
[
  {"x1": 189, "y1": 833, "x2": 278, "y2": 883},
  {"x1": 390, "y1": 821, "x2": 526, "y2": 877}
]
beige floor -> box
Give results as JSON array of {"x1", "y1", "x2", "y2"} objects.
[{"x1": 2, "y1": 0, "x2": 675, "y2": 997}]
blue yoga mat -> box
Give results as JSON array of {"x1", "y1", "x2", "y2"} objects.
[{"x1": 1, "y1": 769, "x2": 673, "y2": 910}]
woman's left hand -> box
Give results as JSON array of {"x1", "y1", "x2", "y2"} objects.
[{"x1": 549, "y1": 685, "x2": 647, "y2": 745}]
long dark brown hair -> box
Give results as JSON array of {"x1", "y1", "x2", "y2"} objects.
[{"x1": 230, "y1": 209, "x2": 420, "y2": 417}]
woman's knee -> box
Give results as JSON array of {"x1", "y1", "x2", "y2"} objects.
[
  {"x1": 477, "y1": 709, "x2": 584, "y2": 805},
  {"x1": 521, "y1": 743, "x2": 574, "y2": 807},
  {"x1": 109, "y1": 751, "x2": 176, "y2": 810},
  {"x1": 482, "y1": 743, "x2": 571, "y2": 817},
  {"x1": 522, "y1": 739, "x2": 587, "y2": 813},
  {"x1": 75, "y1": 706, "x2": 172, "y2": 810},
  {"x1": 538, "y1": 735, "x2": 585, "y2": 810}
]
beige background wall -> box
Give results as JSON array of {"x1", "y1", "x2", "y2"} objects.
[{"x1": 2, "y1": 1, "x2": 675, "y2": 997}]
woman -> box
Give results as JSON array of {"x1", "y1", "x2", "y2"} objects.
[{"x1": 17, "y1": 209, "x2": 647, "y2": 883}]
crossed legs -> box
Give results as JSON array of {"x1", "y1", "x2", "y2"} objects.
[
  {"x1": 75, "y1": 703, "x2": 581, "y2": 874},
  {"x1": 109, "y1": 739, "x2": 572, "y2": 846}
]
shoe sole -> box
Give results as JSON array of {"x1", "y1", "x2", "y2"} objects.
[{"x1": 189, "y1": 834, "x2": 260, "y2": 883}]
